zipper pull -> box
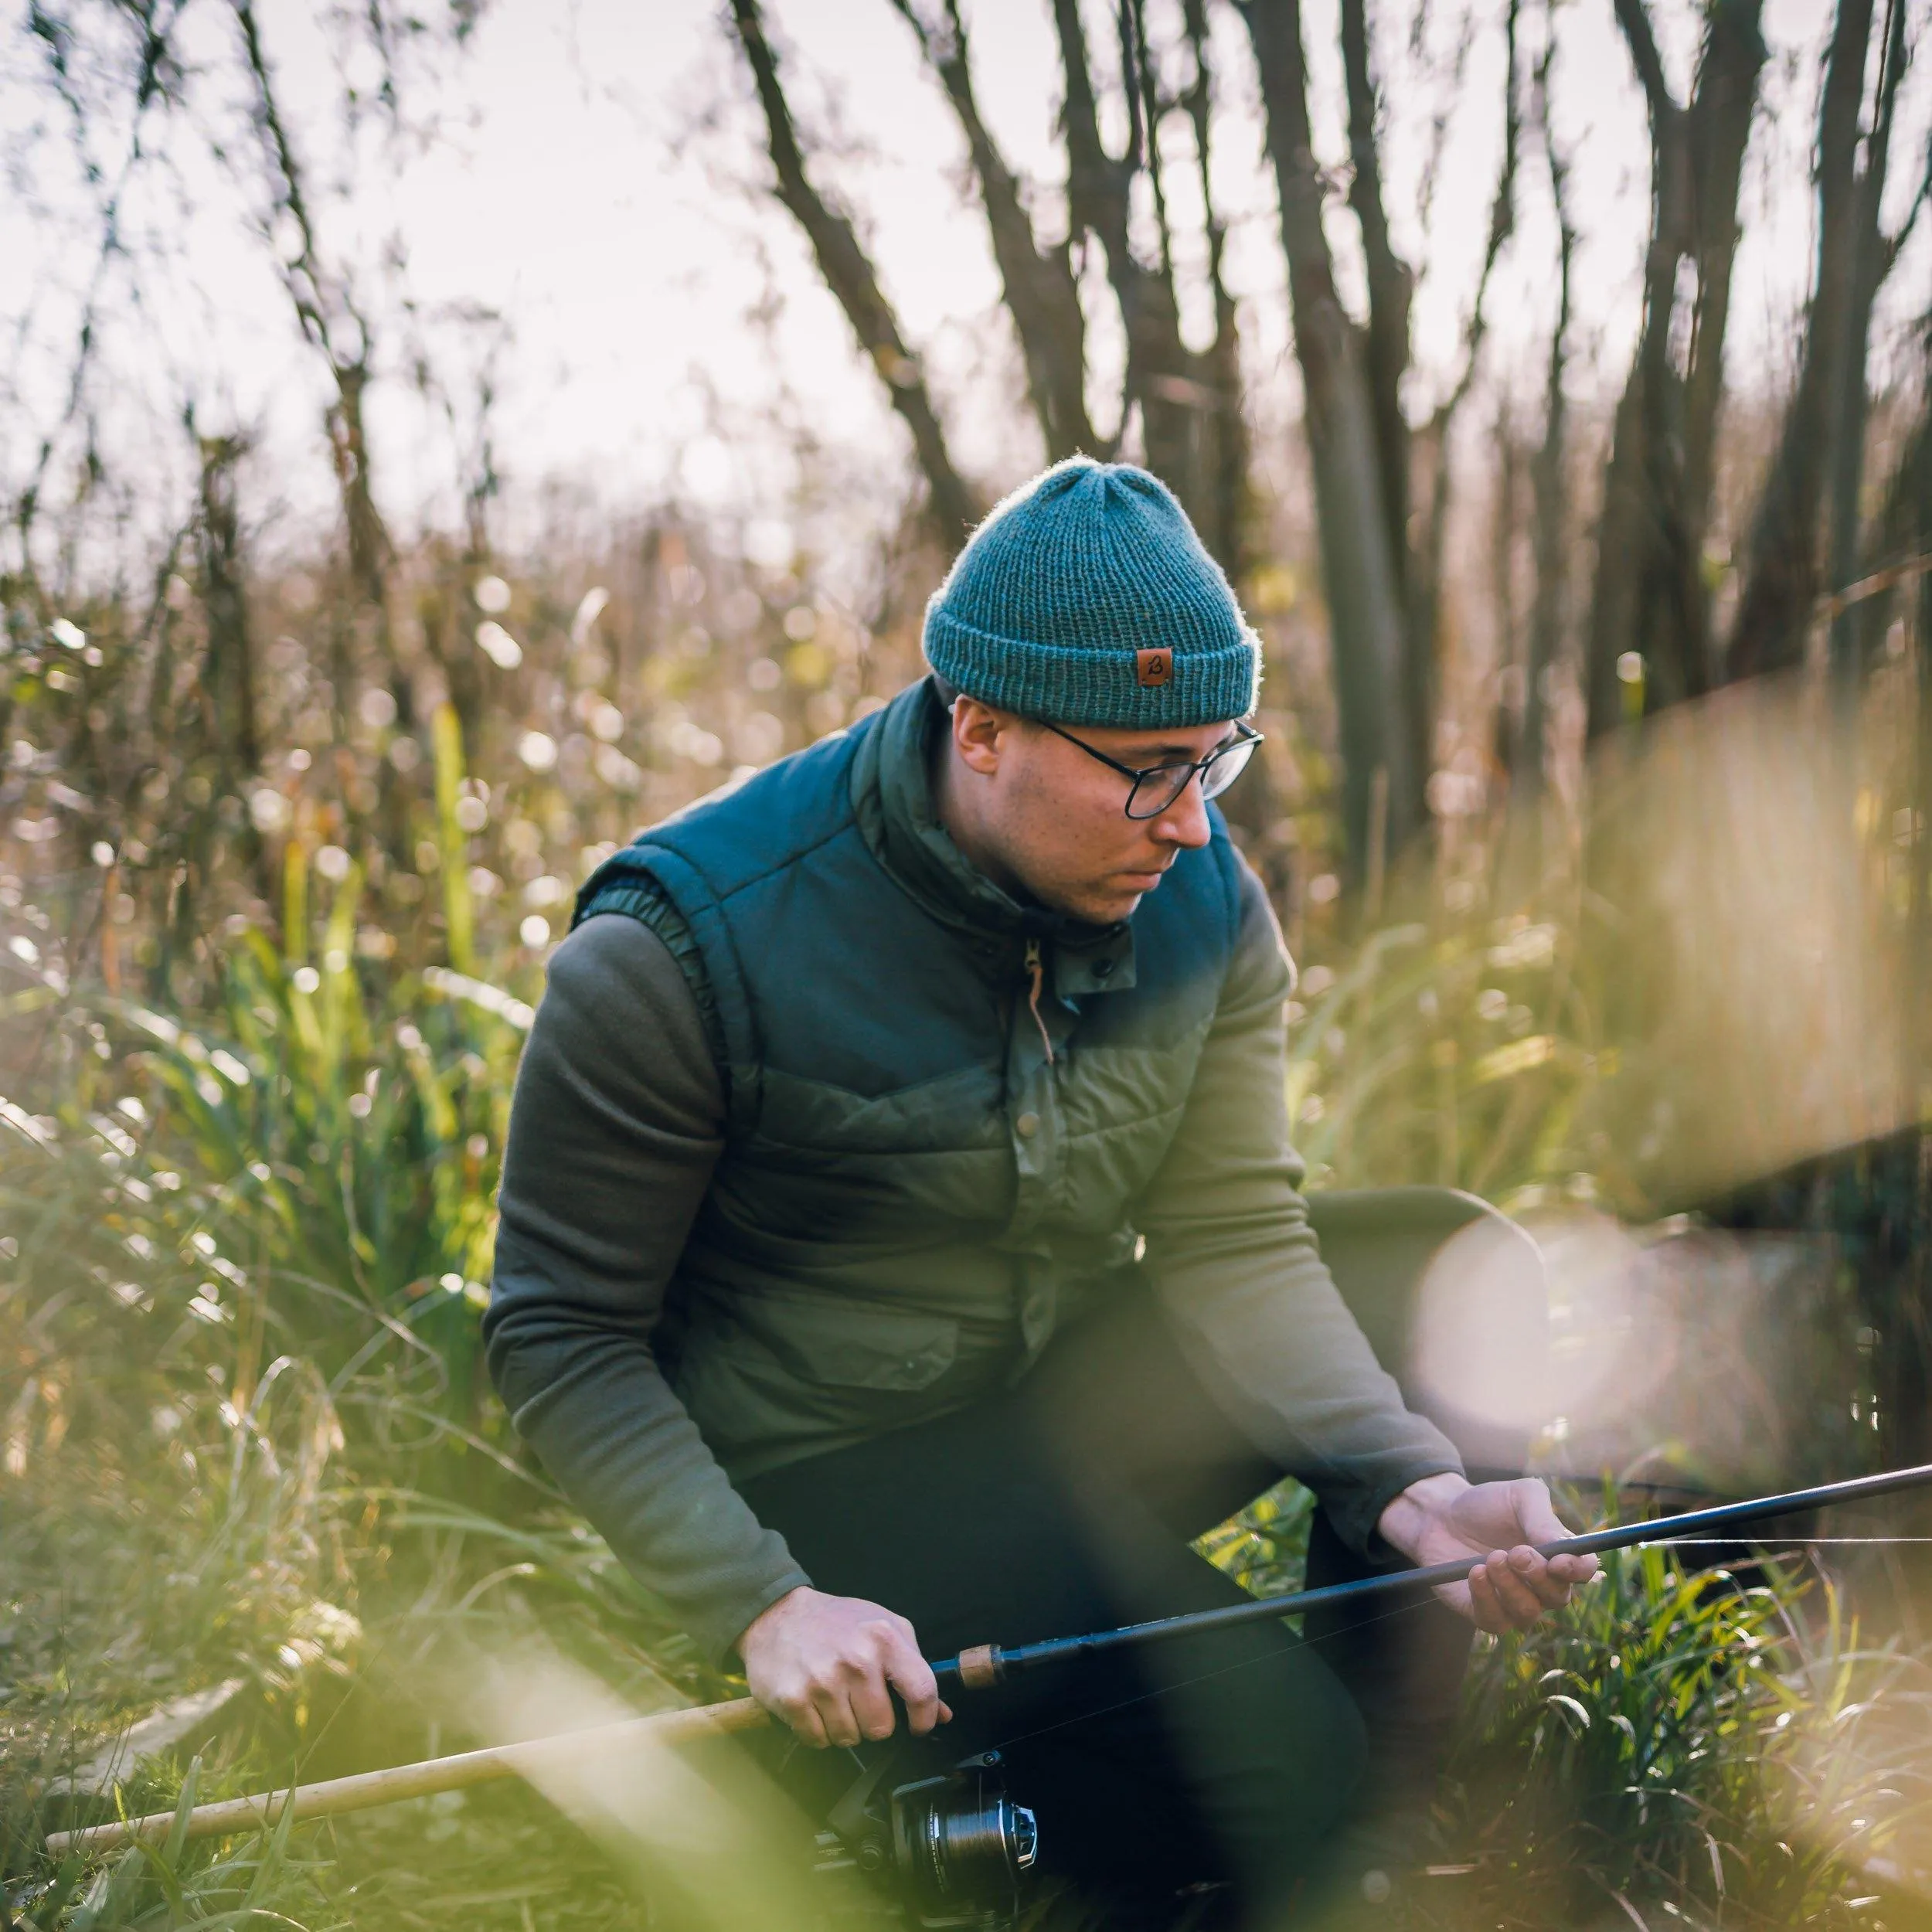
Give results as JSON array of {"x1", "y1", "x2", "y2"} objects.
[{"x1": 1022, "y1": 938, "x2": 1055, "y2": 1066}]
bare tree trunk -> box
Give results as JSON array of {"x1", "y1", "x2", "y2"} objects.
[
  {"x1": 1173, "y1": 0, "x2": 1277, "y2": 888},
  {"x1": 1677, "y1": 0, "x2": 1759, "y2": 563},
  {"x1": 1181, "y1": 0, "x2": 1253, "y2": 580},
  {"x1": 1827, "y1": 0, "x2": 1910, "y2": 701},
  {"x1": 730, "y1": 0, "x2": 979, "y2": 550},
  {"x1": 887, "y1": 0, "x2": 1094, "y2": 463},
  {"x1": 1241, "y1": 0, "x2": 1420, "y2": 875},
  {"x1": 1726, "y1": 0, "x2": 1872, "y2": 681},
  {"x1": 326, "y1": 360, "x2": 390, "y2": 615},
  {"x1": 1338, "y1": 0, "x2": 1413, "y2": 604},
  {"x1": 233, "y1": 0, "x2": 392, "y2": 734},
  {"x1": 1490, "y1": 407, "x2": 1523, "y2": 776},
  {"x1": 195, "y1": 430, "x2": 259, "y2": 784},
  {"x1": 1517, "y1": 38, "x2": 1576, "y2": 803},
  {"x1": 1585, "y1": 0, "x2": 1765, "y2": 736},
  {"x1": 1410, "y1": 0, "x2": 1522, "y2": 784},
  {"x1": 1852, "y1": 393, "x2": 1932, "y2": 674},
  {"x1": 1910, "y1": 375, "x2": 1932, "y2": 1108},
  {"x1": 191, "y1": 426, "x2": 280, "y2": 915},
  {"x1": 1049, "y1": 0, "x2": 1198, "y2": 514}
]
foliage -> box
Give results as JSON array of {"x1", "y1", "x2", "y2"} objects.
[
  {"x1": 8, "y1": 670, "x2": 1932, "y2": 1923},
  {"x1": 0, "y1": 937, "x2": 705, "y2": 1929},
  {"x1": 1281, "y1": 909, "x2": 1604, "y2": 1205},
  {"x1": 1423, "y1": 1545, "x2": 1932, "y2": 1932}
]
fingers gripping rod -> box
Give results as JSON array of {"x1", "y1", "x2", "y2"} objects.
[
  {"x1": 934, "y1": 1460, "x2": 1932, "y2": 1694},
  {"x1": 49, "y1": 1461, "x2": 1932, "y2": 1857}
]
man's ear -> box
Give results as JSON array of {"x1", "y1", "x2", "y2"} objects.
[{"x1": 951, "y1": 694, "x2": 1011, "y2": 780}]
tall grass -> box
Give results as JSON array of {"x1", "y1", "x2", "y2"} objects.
[
  {"x1": 1426, "y1": 1546, "x2": 1932, "y2": 1931},
  {"x1": 7, "y1": 528, "x2": 1932, "y2": 1924}
]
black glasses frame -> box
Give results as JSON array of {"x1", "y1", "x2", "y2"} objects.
[{"x1": 1043, "y1": 718, "x2": 1265, "y2": 821}]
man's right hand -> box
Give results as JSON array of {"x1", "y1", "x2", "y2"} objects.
[{"x1": 736, "y1": 1585, "x2": 953, "y2": 1747}]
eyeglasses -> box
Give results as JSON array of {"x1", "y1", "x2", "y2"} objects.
[{"x1": 1043, "y1": 719, "x2": 1264, "y2": 821}]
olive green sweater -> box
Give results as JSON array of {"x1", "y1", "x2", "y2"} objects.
[{"x1": 486, "y1": 875, "x2": 1461, "y2": 1666}]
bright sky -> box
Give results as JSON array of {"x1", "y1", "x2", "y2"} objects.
[{"x1": 3, "y1": 0, "x2": 1927, "y2": 568}]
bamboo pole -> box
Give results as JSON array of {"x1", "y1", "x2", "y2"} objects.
[{"x1": 45, "y1": 1696, "x2": 770, "y2": 1858}]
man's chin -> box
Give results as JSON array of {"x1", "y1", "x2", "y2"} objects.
[
  {"x1": 1031, "y1": 872, "x2": 1168, "y2": 927},
  {"x1": 1066, "y1": 884, "x2": 1151, "y2": 927}
]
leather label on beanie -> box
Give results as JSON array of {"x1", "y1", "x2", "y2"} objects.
[{"x1": 1135, "y1": 647, "x2": 1173, "y2": 687}]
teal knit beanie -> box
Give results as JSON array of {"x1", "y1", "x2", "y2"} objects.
[{"x1": 923, "y1": 457, "x2": 1260, "y2": 728}]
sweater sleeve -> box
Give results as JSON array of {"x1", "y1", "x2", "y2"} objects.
[
  {"x1": 484, "y1": 912, "x2": 810, "y2": 1665},
  {"x1": 1136, "y1": 858, "x2": 1464, "y2": 1557}
]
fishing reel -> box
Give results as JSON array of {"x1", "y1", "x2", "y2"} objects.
[{"x1": 812, "y1": 1747, "x2": 1039, "y2": 1930}]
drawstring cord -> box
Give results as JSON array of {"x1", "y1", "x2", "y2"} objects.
[{"x1": 1022, "y1": 939, "x2": 1055, "y2": 1066}]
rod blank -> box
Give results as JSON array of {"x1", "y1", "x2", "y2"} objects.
[{"x1": 934, "y1": 1459, "x2": 1932, "y2": 1689}]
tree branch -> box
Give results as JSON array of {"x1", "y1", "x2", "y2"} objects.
[
  {"x1": 1338, "y1": 0, "x2": 1413, "y2": 589},
  {"x1": 1612, "y1": 0, "x2": 1679, "y2": 124},
  {"x1": 887, "y1": 0, "x2": 1094, "y2": 460},
  {"x1": 1238, "y1": 0, "x2": 1421, "y2": 866},
  {"x1": 1440, "y1": 0, "x2": 1520, "y2": 423},
  {"x1": 728, "y1": 0, "x2": 979, "y2": 549},
  {"x1": 1517, "y1": 7, "x2": 1577, "y2": 799},
  {"x1": 17, "y1": 0, "x2": 188, "y2": 545},
  {"x1": 1180, "y1": 0, "x2": 1250, "y2": 575},
  {"x1": 1727, "y1": 0, "x2": 1874, "y2": 679}
]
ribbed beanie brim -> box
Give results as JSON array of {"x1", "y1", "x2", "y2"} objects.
[{"x1": 923, "y1": 457, "x2": 1260, "y2": 728}]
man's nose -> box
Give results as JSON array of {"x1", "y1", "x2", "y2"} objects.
[{"x1": 1148, "y1": 776, "x2": 1214, "y2": 850}]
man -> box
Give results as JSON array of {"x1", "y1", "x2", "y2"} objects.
[{"x1": 486, "y1": 459, "x2": 1594, "y2": 1926}]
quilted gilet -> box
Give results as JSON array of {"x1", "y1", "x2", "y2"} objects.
[{"x1": 573, "y1": 679, "x2": 1243, "y2": 1481}]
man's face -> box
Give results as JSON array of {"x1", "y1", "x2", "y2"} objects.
[{"x1": 942, "y1": 696, "x2": 1240, "y2": 926}]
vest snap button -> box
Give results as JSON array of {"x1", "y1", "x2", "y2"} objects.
[{"x1": 1015, "y1": 1111, "x2": 1040, "y2": 1138}]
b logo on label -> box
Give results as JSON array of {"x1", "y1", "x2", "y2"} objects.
[{"x1": 1135, "y1": 648, "x2": 1173, "y2": 688}]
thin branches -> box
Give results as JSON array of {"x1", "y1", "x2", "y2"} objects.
[
  {"x1": 1518, "y1": 7, "x2": 1577, "y2": 799},
  {"x1": 886, "y1": 0, "x2": 1093, "y2": 461},
  {"x1": 1411, "y1": 0, "x2": 1525, "y2": 747},
  {"x1": 14, "y1": 0, "x2": 189, "y2": 560},
  {"x1": 728, "y1": 0, "x2": 979, "y2": 549},
  {"x1": 231, "y1": 0, "x2": 392, "y2": 614}
]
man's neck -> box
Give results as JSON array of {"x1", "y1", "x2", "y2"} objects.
[{"x1": 930, "y1": 720, "x2": 1026, "y2": 903}]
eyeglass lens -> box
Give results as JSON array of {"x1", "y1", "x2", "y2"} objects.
[{"x1": 1125, "y1": 733, "x2": 1257, "y2": 819}]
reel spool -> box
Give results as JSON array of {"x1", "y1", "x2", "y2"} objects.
[
  {"x1": 815, "y1": 1748, "x2": 1039, "y2": 1930},
  {"x1": 891, "y1": 1756, "x2": 1039, "y2": 1925}
]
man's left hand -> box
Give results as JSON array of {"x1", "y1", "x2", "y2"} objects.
[{"x1": 1376, "y1": 1472, "x2": 1598, "y2": 1633}]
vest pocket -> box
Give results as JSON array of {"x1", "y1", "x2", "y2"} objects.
[
  {"x1": 682, "y1": 1286, "x2": 961, "y2": 1394},
  {"x1": 672, "y1": 1288, "x2": 968, "y2": 1474},
  {"x1": 753, "y1": 1292, "x2": 960, "y2": 1390}
]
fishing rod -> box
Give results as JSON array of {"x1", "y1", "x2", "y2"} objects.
[
  {"x1": 47, "y1": 1460, "x2": 1932, "y2": 1859},
  {"x1": 933, "y1": 1458, "x2": 1932, "y2": 1693}
]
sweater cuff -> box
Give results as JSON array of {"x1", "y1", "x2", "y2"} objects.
[
  {"x1": 1325, "y1": 1454, "x2": 1466, "y2": 1567},
  {"x1": 692, "y1": 1562, "x2": 814, "y2": 1675}
]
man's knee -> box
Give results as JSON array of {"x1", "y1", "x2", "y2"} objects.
[{"x1": 1150, "y1": 1626, "x2": 1370, "y2": 1882}]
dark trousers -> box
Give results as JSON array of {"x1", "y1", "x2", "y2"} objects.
[{"x1": 738, "y1": 1285, "x2": 1471, "y2": 1925}]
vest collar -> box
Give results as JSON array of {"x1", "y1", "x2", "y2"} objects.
[{"x1": 851, "y1": 679, "x2": 1138, "y2": 997}]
